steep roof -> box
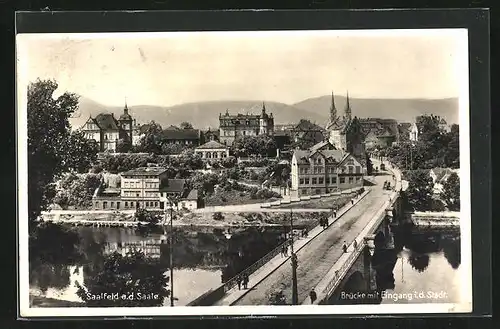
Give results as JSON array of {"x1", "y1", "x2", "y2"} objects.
[
  {"x1": 293, "y1": 119, "x2": 324, "y2": 132},
  {"x1": 309, "y1": 140, "x2": 336, "y2": 153},
  {"x1": 196, "y1": 140, "x2": 228, "y2": 150},
  {"x1": 293, "y1": 149, "x2": 346, "y2": 165},
  {"x1": 94, "y1": 113, "x2": 120, "y2": 130},
  {"x1": 162, "y1": 128, "x2": 200, "y2": 140},
  {"x1": 183, "y1": 189, "x2": 198, "y2": 200}
]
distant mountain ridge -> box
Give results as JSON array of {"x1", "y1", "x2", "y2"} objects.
[{"x1": 71, "y1": 95, "x2": 459, "y2": 130}]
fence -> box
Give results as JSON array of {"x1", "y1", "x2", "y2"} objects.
[{"x1": 321, "y1": 239, "x2": 367, "y2": 298}]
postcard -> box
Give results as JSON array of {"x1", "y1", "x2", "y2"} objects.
[{"x1": 17, "y1": 27, "x2": 472, "y2": 317}]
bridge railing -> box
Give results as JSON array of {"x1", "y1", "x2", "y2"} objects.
[{"x1": 322, "y1": 240, "x2": 367, "y2": 297}]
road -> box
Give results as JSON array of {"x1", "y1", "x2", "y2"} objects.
[{"x1": 233, "y1": 172, "x2": 394, "y2": 305}]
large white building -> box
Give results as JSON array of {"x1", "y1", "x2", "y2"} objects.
[{"x1": 291, "y1": 141, "x2": 365, "y2": 197}]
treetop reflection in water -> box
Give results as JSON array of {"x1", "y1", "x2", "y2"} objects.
[
  {"x1": 29, "y1": 224, "x2": 283, "y2": 306},
  {"x1": 331, "y1": 226, "x2": 461, "y2": 305}
]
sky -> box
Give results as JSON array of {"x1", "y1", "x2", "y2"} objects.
[{"x1": 16, "y1": 30, "x2": 468, "y2": 107}]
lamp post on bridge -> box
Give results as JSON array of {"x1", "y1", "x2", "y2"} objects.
[
  {"x1": 289, "y1": 209, "x2": 299, "y2": 305},
  {"x1": 163, "y1": 197, "x2": 178, "y2": 307}
]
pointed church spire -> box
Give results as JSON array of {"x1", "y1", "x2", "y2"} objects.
[
  {"x1": 262, "y1": 101, "x2": 266, "y2": 113},
  {"x1": 329, "y1": 91, "x2": 337, "y2": 122},
  {"x1": 345, "y1": 91, "x2": 352, "y2": 121}
]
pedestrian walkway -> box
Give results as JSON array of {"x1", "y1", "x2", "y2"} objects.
[{"x1": 213, "y1": 188, "x2": 372, "y2": 306}]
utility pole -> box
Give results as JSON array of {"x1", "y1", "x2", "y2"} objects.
[
  {"x1": 169, "y1": 201, "x2": 174, "y2": 307},
  {"x1": 290, "y1": 209, "x2": 299, "y2": 305}
]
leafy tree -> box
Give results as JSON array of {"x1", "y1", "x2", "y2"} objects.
[
  {"x1": 441, "y1": 172, "x2": 460, "y2": 211},
  {"x1": 116, "y1": 138, "x2": 131, "y2": 153},
  {"x1": 137, "y1": 121, "x2": 164, "y2": 154},
  {"x1": 365, "y1": 152, "x2": 373, "y2": 175},
  {"x1": 134, "y1": 208, "x2": 161, "y2": 225},
  {"x1": 444, "y1": 124, "x2": 459, "y2": 168},
  {"x1": 231, "y1": 135, "x2": 277, "y2": 157},
  {"x1": 76, "y1": 251, "x2": 169, "y2": 307},
  {"x1": 28, "y1": 79, "x2": 98, "y2": 223},
  {"x1": 54, "y1": 173, "x2": 102, "y2": 209},
  {"x1": 161, "y1": 143, "x2": 186, "y2": 155},
  {"x1": 405, "y1": 170, "x2": 434, "y2": 211},
  {"x1": 213, "y1": 212, "x2": 224, "y2": 221},
  {"x1": 408, "y1": 252, "x2": 430, "y2": 273},
  {"x1": 180, "y1": 121, "x2": 193, "y2": 129}
]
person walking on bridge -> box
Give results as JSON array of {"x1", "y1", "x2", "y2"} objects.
[
  {"x1": 309, "y1": 288, "x2": 317, "y2": 304},
  {"x1": 236, "y1": 275, "x2": 242, "y2": 290},
  {"x1": 242, "y1": 274, "x2": 249, "y2": 289},
  {"x1": 342, "y1": 242, "x2": 347, "y2": 253}
]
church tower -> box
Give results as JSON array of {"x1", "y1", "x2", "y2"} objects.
[
  {"x1": 259, "y1": 102, "x2": 269, "y2": 135},
  {"x1": 119, "y1": 99, "x2": 133, "y2": 142},
  {"x1": 329, "y1": 91, "x2": 337, "y2": 123},
  {"x1": 344, "y1": 91, "x2": 352, "y2": 121}
]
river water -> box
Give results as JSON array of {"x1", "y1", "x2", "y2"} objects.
[
  {"x1": 330, "y1": 225, "x2": 462, "y2": 305},
  {"x1": 29, "y1": 225, "x2": 286, "y2": 306}
]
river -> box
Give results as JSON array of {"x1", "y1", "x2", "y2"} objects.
[
  {"x1": 330, "y1": 225, "x2": 462, "y2": 305},
  {"x1": 29, "y1": 225, "x2": 287, "y2": 307}
]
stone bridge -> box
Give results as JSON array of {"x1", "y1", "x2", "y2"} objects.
[{"x1": 306, "y1": 162, "x2": 404, "y2": 305}]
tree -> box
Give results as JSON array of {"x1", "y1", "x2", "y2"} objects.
[
  {"x1": 365, "y1": 152, "x2": 373, "y2": 175},
  {"x1": 116, "y1": 138, "x2": 131, "y2": 153},
  {"x1": 134, "y1": 208, "x2": 161, "y2": 225},
  {"x1": 213, "y1": 212, "x2": 224, "y2": 221},
  {"x1": 231, "y1": 135, "x2": 277, "y2": 157},
  {"x1": 441, "y1": 172, "x2": 460, "y2": 211},
  {"x1": 444, "y1": 124, "x2": 459, "y2": 168},
  {"x1": 28, "y1": 79, "x2": 98, "y2": 223},
  {"x1": 180, "y1": 122, "x2": 193, "y2": 129},
  {"x1": 76, "y1": 251, "x2": 169, "y2": 307},
  {"x1": 405, "y1": 170, "x2": 434, "y2": 211},
  {"x1": 137, "y1": 121, "x2": 164, "y2": 154}
]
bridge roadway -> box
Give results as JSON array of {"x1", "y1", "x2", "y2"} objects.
[{"x1": 228, "y1": 172, "x2": 394, "y2": 306}]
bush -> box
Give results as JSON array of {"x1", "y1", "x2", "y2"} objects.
[{"x1": 213, "y1": 212, "x2": 224, "y2": 221}]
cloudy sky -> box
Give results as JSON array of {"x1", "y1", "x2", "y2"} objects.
[{"x1": 16, "y1": 29, "x2": 468, "y2": 107}]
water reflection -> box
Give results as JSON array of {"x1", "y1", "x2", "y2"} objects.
[
  {"x1": 29, "y1": 225, "x2": 283, "y2": 306},
  {"x1": 329, "y1": 225, "x2": 461, "y2": 305}
]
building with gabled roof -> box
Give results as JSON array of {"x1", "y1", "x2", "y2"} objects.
[
  {"x1": 162, "y1": 126, "x2": 203, "y2": 146},
  {"x1": 80, "y1": 102, "x2": 141, "y2": 152},
  {"x1": 291, "y1": 144, "x2": 365, "y2": 197}
]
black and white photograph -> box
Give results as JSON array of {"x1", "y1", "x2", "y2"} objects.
[{"x1": 17, "y1": 28, "x2": 471, "y2": 317}]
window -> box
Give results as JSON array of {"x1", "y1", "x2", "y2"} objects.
[
  {"x1": 305, "y1": 168, "x2": 310, "y2": 174},
  {"x1": 116, "y1": 202, "x2": 120, "y2": 209},
  {"x1": 136, "y1": 193, "x2": 140, "y2": 197},
  {"x1": 349, "y1": 177, "x2": 354, "y2": 184},
  {"x1": 340, "y1": 177, "x2": 345, "y2": 184},
  {"x1": 319, "y1": 167, "x2": 324, "y2": 174},
  {"x1": 348, "y1": 166, "x2": 354, "y2": 173},
  {"x1": 130, "y1": 202, "x2": 134, "y2": 207},
  {"x1": 305, "y1": 178, "x2": 310, "y2": 184},
  {"x1": 319, "y1": 177, "x2": 324, "y2": 184},
  {"x1": 155, "y1": 202, "x2": 158, "y2": 207},
  {"x1": 299, "y1": 178, "x2": 304, "y2": 185},
  {"x1": 331, "y1": 177, "x2": 337, "y2": 184},
  {"x1": 125, "y1": 202, "x2": 128, "y2": 207},
  {"x1": 103, "y1": 201, "x2": 108, "y2": 209},
  {"x1": 326, "y1": 177, "x2": 330, "y2": 184},
  {"x1": 355, "y1": 166, "x2": 361, "y2": 174},
  {"x1": 314, "y1": 167, "x2": 318, "y2": 174},
  {"x1": 111, "y1": 201, "x2": 114, "y2": 208},
  {"x1": 312, "y1": 178, "x2": 317, "y2": 185},
  {"x1": 299, "y1": 168, "x2": 304, "y2": 174}
]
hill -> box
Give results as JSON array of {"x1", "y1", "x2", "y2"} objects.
[
  {"x1": 292, "y1": 95, "x2": 459, "y2": 124},
  {"x1": 70, "y1": 98, "x2": 324, "y2": 130},
  {"x1": 70, "y1": 95, "x2": 460, "y2": 130}
]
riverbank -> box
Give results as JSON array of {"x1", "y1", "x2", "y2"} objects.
[{"x1": 41, "y1": 210, "x2": 331, "y2": 229}]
